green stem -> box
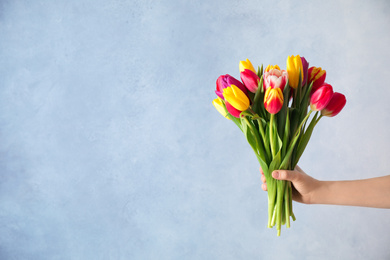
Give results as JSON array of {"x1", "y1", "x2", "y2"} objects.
[
  {"x1": 268, "y1": 192, "x2": 276, "y2": 228},
  {"x1": 316, "y1": 114, "x2": 323, "y2": 124},
  {"x1": 256, "y1": 119, "x2": 271, "y2": 163},
  {"x1": 289, "y1": 182, "x2": 296, "y2": 221},
  {"x1": 284, "y1": 182, "x2": 290, "y2": 228},
  {"x1": 270, "y1": 114, "x2": 276, "y2": 158},
  {"x1": 276, "y1": 180, "x2": 286, "y2": 236}
]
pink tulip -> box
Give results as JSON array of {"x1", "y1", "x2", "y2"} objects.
[
  {"x1": 308, "y1": 67, "x2": 326, "y2": 94},
  {"x1": 240, "y1": 69, "x2": 260, "y2": 93},
  {"x1": 321, "y1": 92, "x2": 346, "y2": 117},
  {"x1": 310, "y1": 83, "x2": 333, "y2": 111},
  {"x1": 263, "y1": 69, "x2": 288, "y2": 92},
  {"x1": 216, "y1": 74, "x2": 247, "y2": 100}
]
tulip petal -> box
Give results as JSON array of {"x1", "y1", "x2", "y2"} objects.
[
  {"x1": 222, "y1": 85, "x2": 250, "y2": 111},
  {"x1": 321, "y1": 92, "x2": 346, "y2": 117},
  {"x1": 239, "y1": 59, "x2": 256, "y2": 73},
  {"x1": 212, "y1": 98, "x2": 230, "y2": 119},
  {"x1": 286, "y1": 55, "x2": 303, "y2": 89},
  {"x1": 310, "y1": 83, "x2": 333, "y2": 111},
  {"x1": 240, "y1": 69, "x2": 260, "y2": 93}
]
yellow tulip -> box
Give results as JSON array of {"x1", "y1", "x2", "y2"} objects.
[
  {"x1": 239, "y1": 59, "x2": 256, "y2": 73},
  {"x1": 286, "y1": 55, "x2": 303, "y2": 89},
  {"x1": 212, "y1": 98, "x2": 230, "y2": 119},
  {"x1": 265, "y1": 64, "x2": 281, "y2": 72},
  {"x1": 222, "y1": 85, "x2": 250, "y2": 111}
]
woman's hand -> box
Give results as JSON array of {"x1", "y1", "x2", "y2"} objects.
[{"x1": 260, "y1": 166, "x2": 322, "y2": 204}]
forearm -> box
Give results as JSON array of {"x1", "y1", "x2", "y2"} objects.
[{"x1": 312, "y1": 176, "x2": 390, "y2": 208}]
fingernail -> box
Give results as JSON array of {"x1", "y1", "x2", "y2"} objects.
[{"x1": 272, "y1": 171, "x2": 279, "y2": 179}]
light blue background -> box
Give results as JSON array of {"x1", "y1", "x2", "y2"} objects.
[{"x1": 1, "y1": 0, "x2": 390, "y2": 259}]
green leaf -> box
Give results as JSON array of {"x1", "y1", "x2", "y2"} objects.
[
  {"x1": 280, "y1": 110, "x2": 313, "y2": 169},
  {"x1": 264, "y1": 122, "x2": 270, "y2": 154},
  {"x1": 300, "y1": 81, "x2": 313, "y2": 109},
  {"x1": 277, "y1": 82, "x2": 290, "y2": 139},
  {"x1": 282, "y1": 110, "x2": 290, "y2": 158},
  {"x1": 253, "y1": 75, "x2": 265, "y2": 116},
  {"x1": 241, "y1": 117, "x2": 256, "y2": 148},
  {"x1": 289, "y1": 108, "x2": 299, "y2": 138},
  {"x1": 257, "y1": 64, "x2": 264, "y2": 78},
  {"x1": 242, "y1": 117, "x2": 268, "y2": 166},
  {"x1": 293, "y1": 112, "x2": 320, "y2": 166},
  {"x1": 269, "y1": 149, "x2": 282, "y2": 173}
]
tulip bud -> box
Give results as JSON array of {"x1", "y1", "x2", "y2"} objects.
[
  {"x1": 263, "y1": 69, "x2": 288, "y2": 92},
  {"x1": 265, "y1": 64, "x2": 281, "y2": 72},
  {"x1": 308, "y1": 67, "x2": 326, "y2": 94},
  {"x1": 222, "y1": 85, "x2": 250, "y2": 111},
  {"x1": 301, "y1": 57, "x2": 309, "y2": 86},
  {"x1": 212, "y1": 98, "x2": 230, "y2": 119},
  {"x1": 286, "y1": 55, "x2": 304, "y2": 89},
  {"x1": 239, "y1": 59, "x2": 256, "y2": 73},
  {"x1": 240, "y1": 69, "x2": 260, "y2": 93},
  {"x1": 216, "y1": 74, "x2": 247, "y2": 100},
  {"x1": 264, "y1": 87, "x2": 284, "y2": 114},
  {"x1": 310, "y1": 83, "x2": 333, "y2": 111},
  {"x1": 321, "y1": 92, "x2": 346, "y2": 117}
]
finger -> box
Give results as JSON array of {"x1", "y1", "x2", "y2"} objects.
[
  {"x1": 261, "y1": 183, "x2": 267, "y2": 191},
  {"x1": 272, "y1": 170, "x2": 298, "y2": 182},
  {"x1": 260, "y1": 167, "x2": 264, "y2": 175},
  {"x1": 261, "y1": 174, "x2": 266, "y2": 184}
]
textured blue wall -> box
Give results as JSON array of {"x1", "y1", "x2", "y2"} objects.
[{"x1": 1, "y1": 0, "x2": 390, "y2": 259}]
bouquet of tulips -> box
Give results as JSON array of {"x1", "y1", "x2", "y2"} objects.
[{"x1": 212, "y1": 55, "x2": 346, "y2": 236}]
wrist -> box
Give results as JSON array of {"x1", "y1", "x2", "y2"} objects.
[{"x1": 308, "y1": 180, "x2": 332, "y2": 205}]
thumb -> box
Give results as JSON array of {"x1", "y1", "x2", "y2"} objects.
[{"x1": 272, "y1": 170, "x2": 297, "y2": 182}]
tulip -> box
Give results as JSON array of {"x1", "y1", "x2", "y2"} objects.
[
  {"x1": 222, "y1": 84, "x2": 250, "y2": 111},
  {"x1": 265, "y1": 64, "x2": 281, "y2": 72},
  {"x1": 263, "y1": 69, "x2": 288, "y2": 92},
  {"x1": 264, "y1": 87, "x2": 284, "y2": 114},
  {"x1": 239, "y1": 59, "x2": 256, "y2": 73},
  {"x1": 301, "y1": 57, "x2": 309, "y2": 86},
  {"x1": 225, "y1": 101, "x2": 243, "y2": 118},
  {"x1": 308, "y1": 67, "x2": 326, "y2": 94},
  {"x1": 286, "y1": 55, "x2": 303, "y2": 89},
  {"x1": 216, "y1": 74, "x2": 247, "y2": 100},
  {"x1": 240, "y1": 69, "x2": 260, "y2": 93},
  {"x1": 212, "y1": 98, "x2": 230, "y2": 119},
  {"x1": 321, "y1": 92, "x2": 346, "y2": 117},
  {"x1": 310, "y1": 83, "x2": 334, "y2": 111}
]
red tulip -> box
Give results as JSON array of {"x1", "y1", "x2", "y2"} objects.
[
  {"x1": 264, "y1": 87, "x2": 284, "y2": 114},
  {"x1": 310, "y1": 83, "x2": 333, "y2": 111},
  {"x1": 321, "y1": 92, "x2": 346, "y2": 117},
  {"x1": 308, "y1": 67, "x2": 326, "y2": 94},
  {"x1": 240, "y1": 69, "x2": 260, "y2": 93},
  {"x1": 225, "y1": 101, "x2": 243, "y2": 118}
]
